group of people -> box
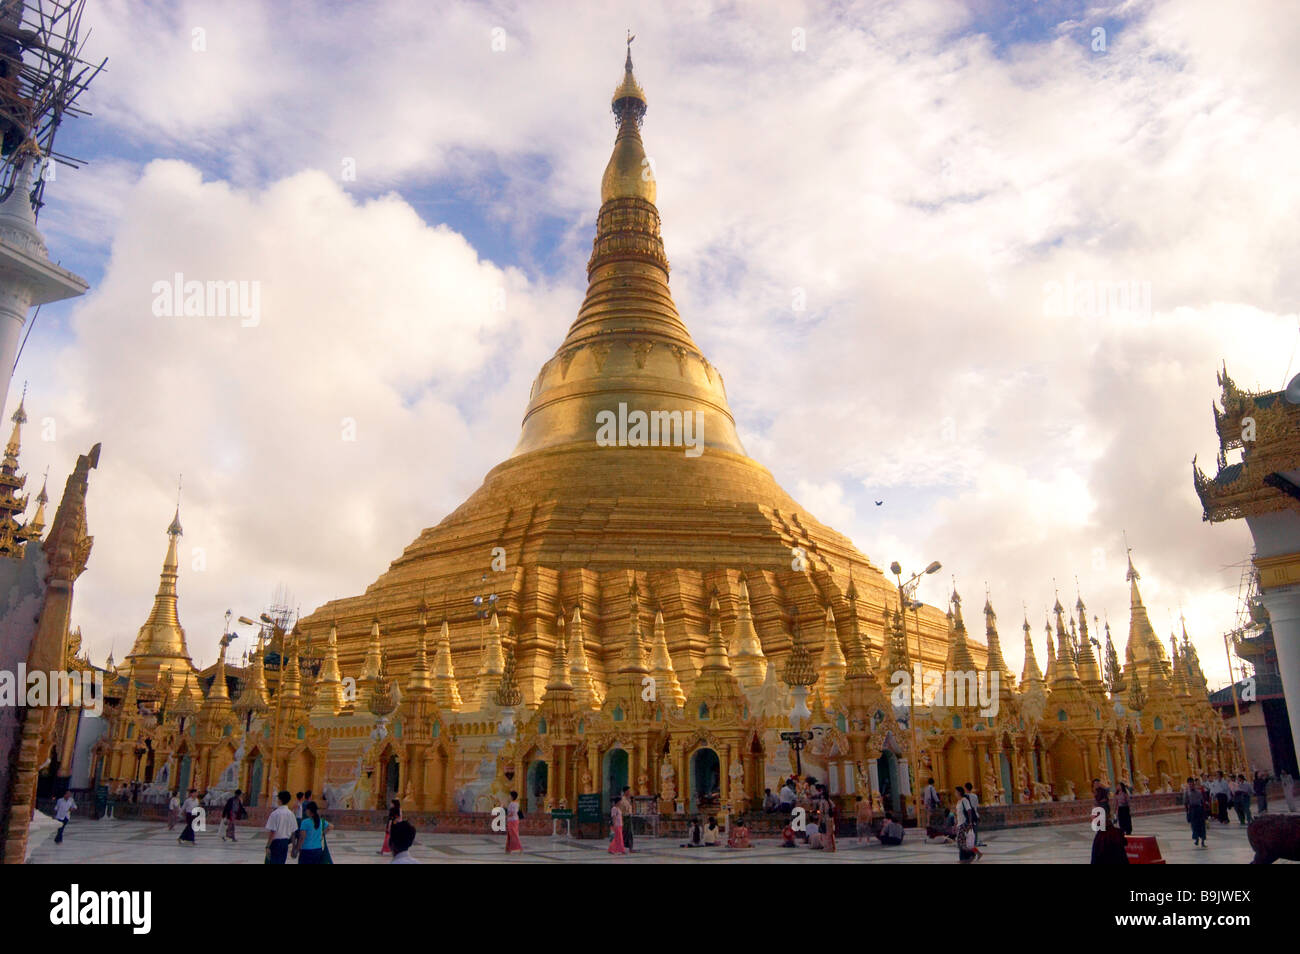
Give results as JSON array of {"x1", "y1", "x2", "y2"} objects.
[{"x1": 1183, "y1": 771, "x2": 1273, "y2": 847}]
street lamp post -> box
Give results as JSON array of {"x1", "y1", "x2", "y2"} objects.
[{"x1": 890, "y1": 559, "x2": 941, "y2": 828}]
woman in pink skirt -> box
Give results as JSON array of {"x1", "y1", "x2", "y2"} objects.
[
  {"x1": 505, "y1": 791, "x2": 524, "y2": 854},
  {"x1": 608, "y1": 800, "x2": 627, "y2": 855},
  {"x1": 379, "y1": 800, "x2": 400, "y2": 857}
]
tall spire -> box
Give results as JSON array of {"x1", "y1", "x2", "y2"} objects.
[
  {"x1": 730, "y1": 575, "x2": 768, "y2": 690},
  {"x1": 406, "y1": 605, "x2": 435, "y2": 696},
  {"x1": 431, "y1": 618, "x2": 463, "y2": 710},
  {"x1": 233, "y1": 632, "x2": 270, "y2": 718},
  {"x1": 311, "y1": 621, "x2": 345, "y2": 716},
  {"x1": 1051, "y1": 597, "x2": 1079, "y2": 683},
  {"x1": 1020, "y1": 613, "x2": 1044, "y2": 689},
  {"x1": 983, "y1": 594, "x2": 1015, "y2": 689},
  {"x1": 700, "y1": 589, "x2": 732, "y2": 673},
  {"x1": 0, "y1": 388, "x2": 30, "y2": 558},
  {"x1": 125, "y1": 506, "x2": 195, "y2": 682},
  {"x1": 568, "y1": 604, "x2": 603, "y2": 709},
  {"x1": 818, "y1": 601, "x2": 848, "y2": 698},
  {"x1": 649, "y1": 607, "x2": 685, "y2": 708},
  {"x1": 509, "y1": 44, "x2": 747, "y2": 458},
  {"x1": 1074, "y1": 595, "x2": 1104, "y2": 690},
  {"x1": 618, "y1": 578, "x2": 651, "y2": 674},
  {"x1": 545, "y1": 610, "x2": 574, "y2": 692},
  {"x1": 945, "y1": 588, "x2": 977, "y2": 672}
]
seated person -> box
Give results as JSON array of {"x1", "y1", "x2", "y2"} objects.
[
  {"x1": 927, "y1": 808, "x2": 957, "y2": 843},
  {"x1": 878, "y1": 812, "x2": 905, "y2": 846},
  {"x1": 728, "y1": 817, "x2": 751, "y2": 849},
  {"x1": 762, "y1": 788, "x2": 779, "y2": 813},
  {"x1": 680, "y1": 817, "x2": 703, "y2": 847},
  {"x1": 702, "y1": 816, "x2": 721, "y2": 846},
  {"x1": 781, "y1": 823, "x2": 797, "y2": 847},
  {"x1": 807, "y1": 815, "x2": 824, "y2": 849}
]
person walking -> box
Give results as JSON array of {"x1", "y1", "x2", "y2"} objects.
[
  {"x1": 1115, "y1": 781, "x2": 1133, "y2": 835},
  {"x1": 380, "y1": 798, "x2": 401, "y2": 854},
  {"x1": 1253, "y1": 772, "x2": 1268, "y2": 814},
  {"x1": 53, "y1": 790, "x2": 76, "y2": 844},
  {"x1": 1233, "y1": 775, "x2": 1253, "y2": 824},
  {"x1": 608, "y1": 798, "x2": 627, "y2": 855},
  {"x1": 964, "y1": 782, "x2": 984, "y2": 847},
  {"x1": 221, "y1": 789, "x2": 244, "y2": 842},
  {"x1": 167, "y1": 791, "x2": 180, "y2": 831},
  {"x1": 1211, "y1": 772, "x2": 1230, "y2": 824},
  {"x1": 294, "y1": 792, "x2": 305, "y2": 823},
  {"x1": 295, "y1": 800, "x2": 331, "y2": 864},
  {"x1": 177, "y1": 788, "x2": 200, "y2": 846},
  {"x1": 1187, "y1": 779, "x2": 1208, "y2": 848},
  {"x1": 619, "y1": 786, "x2": 635, "y2": 853},
  {"x1": 264, "y1": 790, "x2": 297, "y2": 864},
  {"x1": 505, "y1": 791, "x2": 524, "y2": 854},
  {"x1": 955, "y1": 786, "x2": 979, "y2": 862}
]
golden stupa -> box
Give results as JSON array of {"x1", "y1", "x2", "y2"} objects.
[{"x1": 298, "y1": 47, "x2": 967, "y2": 706}]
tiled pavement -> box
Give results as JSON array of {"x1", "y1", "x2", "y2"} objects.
[{"x1": 25, "y1": 810, "x2": 1293, "y2": 864}]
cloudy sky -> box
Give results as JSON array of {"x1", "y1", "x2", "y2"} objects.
[{"x1": 9, "y1": 0, "x2": 1297, "y2": 685}]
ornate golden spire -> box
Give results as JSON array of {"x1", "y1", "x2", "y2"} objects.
[
  {"x1": 818, "y1": 600, "x2": 848, "y2": 697},
  {"x1": 730, "y1": 575, "x2": 768, "y2": 690},
  {"x1": 1074, "y1": 595, "x2": 1105, "y2": 690},
  {"x1": 618, "y1": 578, "x2": 651, "y2": 674},
  {"x1": 509, "y1": 44, "x2": 747, "y2": 458},
  {"x1": 205, "y1": 634, "x2": 231, "y2": 703},
  {"x1": 311, "y1": 621, "x2": 345, "y2": 716},
  {"x1": 982, "y1": 594, "x2": 1014, "y2": 689},
  {"x1": 780, "y1": 606, "x2": 817, "y2": 687},
  {"x1": 360, "y1": 618, "x2": 384, "y2": 686},
  {"x1": 545, "y1": 610, "x2": 574, "y2": 692},
  {"x1": 649, "y1": 606, "x2": 685, "y2": 708},
  {"x1": 475, "y1": 609, "x2": 506, "y2": 705},
  {"x1": 0, "y1": 390, "x2": 31, "y2": 558},
  {"x1": 432, "y1": 618, "x2": 463, "y2": 710},
  {"x1": 125, "y1": 507, "x2": 194, "y2": 681},
  {"x1": 1051, "y1": 597, "x2": 1079, "y2": 682},
  {"x1": 233, "y1": 633, "x2": 269, "y2": 716},
  {"x1": 406, "y1": 605, "x2": 435, "y2": 696},
  {"x1": 568, "y1": 604, "x2": 603, "y2": 709},
  {"x1": 701, "y1": 589, "x2": 732, "y2": 673},
  {"x1": 494, "y1": 643, "x2": 523, "y2": 707},
  {"x1": 945, "y1": 588, "x2": 977, "y2": 673},
  {"x1": 1020, "y1": 614, "x2": 1044, "y2": 688}
]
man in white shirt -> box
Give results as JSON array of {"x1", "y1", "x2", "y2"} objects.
[
  {"x1": 294, "y1": 792, "x2": 305, "y2": 822},
  {"x1": 778, "y1": 780, "x2": 796, "y2": 812},
  {"x1": 167, "y1": 792, "x2": 181, "y2": 830},
  {"x1": 265, "y1": 790, "x2": 298, "y2": 864},
  {"x1": 53, "y1": 791, "x2": 76, "y2": 844}
]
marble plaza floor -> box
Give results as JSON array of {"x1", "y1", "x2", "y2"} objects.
[{"x1": 24, "y1": 810, "x2": 1295, "y2": 864}]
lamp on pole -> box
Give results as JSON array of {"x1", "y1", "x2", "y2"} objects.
[{"x1": 890, "y1": 559, "x2": 941, "y2": 827}]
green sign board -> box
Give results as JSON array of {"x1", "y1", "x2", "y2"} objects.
[
  {"x1": 550, "y1": 808, "x2": 574, "y2": 819},
  {"x1": 577, "y1": 793, "x2": 602, "y2": 823}
]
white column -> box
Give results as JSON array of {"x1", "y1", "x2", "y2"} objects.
[{"x1": 1259, "y1": 584, "x2": 1300, "y2": 769}]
